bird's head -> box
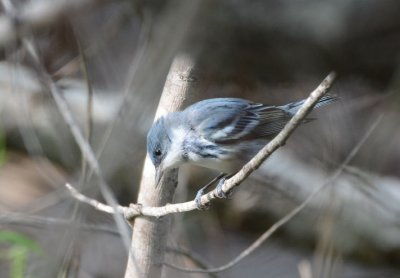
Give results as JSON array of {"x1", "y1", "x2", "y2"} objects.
[{"x1": 147, "y1": 117, "x2": 173, "y2": 186}]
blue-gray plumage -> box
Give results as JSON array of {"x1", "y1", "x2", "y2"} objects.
[{"x1": 147, "y1": 95, "x2": 337, "y2": 189}]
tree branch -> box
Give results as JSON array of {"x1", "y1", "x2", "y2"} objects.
[
  {"x1": 0, "y1": 211, "x2": 120, "y2": 236},
  {"x1": 162, "y1": 114, "x2": 383, "y2": 273},
  {"x1": 165, "y1": 246, "x2": 216, "y2": 275}
]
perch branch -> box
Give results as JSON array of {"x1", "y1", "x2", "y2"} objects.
[{"x1": 163, "y1": 114, "x2": 383, "y2": 273}]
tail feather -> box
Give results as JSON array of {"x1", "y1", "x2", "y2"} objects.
[
  {"x1": 313, "y1": 95, "x2": 339, "y2": 109},
  {"x1": 281, "y1": 94, "x2": 338, "y2": 115}
]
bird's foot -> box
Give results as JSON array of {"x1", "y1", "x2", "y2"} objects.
[
  {"x1": 216, "y1": 177, "x2": 233, "y2": 199},
  {"x1": 195, "y1": 188, "x2": 210, "y2": 210},
  {"x1": 194, "y1": 173, "x2": 225, "y2": 210}
]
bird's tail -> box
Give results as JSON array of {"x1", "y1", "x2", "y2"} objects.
[{"x1": 281, "y1": 94, "x2": 338, "y2": 115}]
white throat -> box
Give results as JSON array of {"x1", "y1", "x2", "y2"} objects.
[{"x1": 162, "y1": 126, "x2": 187, "y2": 170}]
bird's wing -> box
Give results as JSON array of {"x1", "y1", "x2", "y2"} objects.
[
  {"x1": 185, "y1": 98, "x2": 292, "y2": 144},
  {"x1": 251, "y1": 105, "x2": 293, "y2": 138}
]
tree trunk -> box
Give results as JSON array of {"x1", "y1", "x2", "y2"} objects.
[{"x1": 125, "y1": 54, "x2": 199, "y2": 278}]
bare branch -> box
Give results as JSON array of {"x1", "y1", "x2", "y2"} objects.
[
  {"x1": 0, "y1": 211, "x2": 120, "y2": 235},
  {"x1": 51, "y1": 111, "x2": 386, "y2": 275},
  {"x1": 65, "y1": 183, "x2": 126, "y2": 215},
  {"x1": 162, "y1": 114, "x2": 383, "y2": 274},
  {"x1": 165, "y1": 247, "x2": 216, "y2": 276},
  {"x1": 77, "y1": 34, "x2": 94, "y2": 179}
]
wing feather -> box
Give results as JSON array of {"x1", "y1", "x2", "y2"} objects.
[
  {"x1": 184, "y1": 98, "x2": 293, "y2": 143},
  {"x1": 183, "y1": 95, "x2": 337, "y2": 144}
]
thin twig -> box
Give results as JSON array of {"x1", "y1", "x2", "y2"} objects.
[
  {"x1": 343, "y1": 165, "x2": 400, "y2": 218},
  {"x1": 22, "y1": 38, "x2": 132, "y2": 253},
  {"x1": 65, "y1": 183, "x2": 127, "y2": 215},
  {"x1": 65, "y1": 72, "x2": 337, "y2": 219},
  {"x1": 165, "y1": 247, "x2": 216, "y2": 277},
  {"x1": 69, "y1": 33, "x2": 94, "y2": 221},
  {"x1": 0, "y1": 212, "x2": 121, "y2": 236},
  {"x1": 77, "y1": 34, "x2": 94, "y2": 180}
]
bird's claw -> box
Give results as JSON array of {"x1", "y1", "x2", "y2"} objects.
[
  {"x1": 216, "y1": 178, "x2": 233, "y2": 199},
  {"x1": 195, "y1": 189, "x2": 210, "y2": 210}
]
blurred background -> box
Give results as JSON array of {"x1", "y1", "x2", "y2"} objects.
[{"x1": 1, "y1": 0, "x2": 400, "y2": 277}]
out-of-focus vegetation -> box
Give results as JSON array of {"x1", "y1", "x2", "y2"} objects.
[
  {"x1": 0, "y1": 0, "x2": 400, "y2": 277},
  {"x1": 0, "y1": 231, "x2": 42, "y2": 278}
]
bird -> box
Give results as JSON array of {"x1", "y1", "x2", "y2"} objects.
[{"x1": 147, "y1": 95, "x2": 337, "y2": 208}]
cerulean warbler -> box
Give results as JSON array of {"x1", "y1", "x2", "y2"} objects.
[{"x1": 147, "y1": 95, "x2": 337, "y2": 206}]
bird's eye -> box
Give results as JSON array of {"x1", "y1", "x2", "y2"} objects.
[{"x1": 154, "y1": 149, "x2": 162, "y2": 156}]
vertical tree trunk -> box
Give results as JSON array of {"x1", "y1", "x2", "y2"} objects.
[{"x1": 125, "y1": 54, "x2": 199, "y2": 278}]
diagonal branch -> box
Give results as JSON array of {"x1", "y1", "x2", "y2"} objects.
[
  {"x1": 65, "y1": 71, "x2": 337, "y2": 219},
  {"x1": 164, "y1": 114, "x2": 383, "y2": 273}
]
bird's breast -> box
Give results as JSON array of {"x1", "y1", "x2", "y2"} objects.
[{"x1": 186, "y1": 138, "x2": 268, "y2": 173}]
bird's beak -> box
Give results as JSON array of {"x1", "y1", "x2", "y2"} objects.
[{"x1": 155, "y1": 165, "x2": 164, "y2": 187}]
